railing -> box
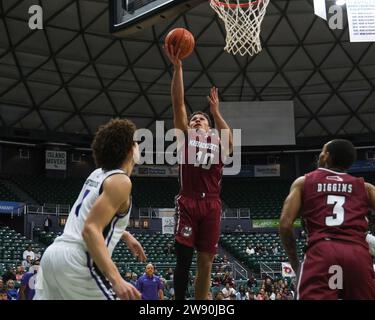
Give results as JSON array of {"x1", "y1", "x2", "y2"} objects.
[
  {"x1": 232, "y1": 260, "x2": 248, "y2": 280},
  {"x1": 137, "y1": 207, "x2": 251, "y2": 219},
  {"x1": 122, "y1": 262, "x2": 238, "y2": 276},
  {"x1": 26, "y1": 203, "x2": 70, "y2": 215},
  {"x1": 221, "y1": 208, "x2": 250, "y2": 219},
  {"x1": 259, "y1": 261, "x2": 282, "y2": 279}
]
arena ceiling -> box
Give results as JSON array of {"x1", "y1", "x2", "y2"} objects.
[{"x1": 0, "y1": 0, "x2": 375, "y2": 145}]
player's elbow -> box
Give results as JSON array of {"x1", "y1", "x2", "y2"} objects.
[
  {"x1": 279, "y1": 215, "x2": 293, "y2": 234},
  {"x1": 82, "y1": 222, "x2": 97, "y2": 242}
]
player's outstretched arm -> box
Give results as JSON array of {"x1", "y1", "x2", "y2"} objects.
[
  {"x1": 279, "y1": 176, "x2": 304, "y2": 273},
  {"x1": 164, "y1": 45, "x2": 188, "y2": 131},
  {"x1": 207, "y1": 86, "x2": 233, "y2": 155},
  {"x1": 82, "y1": 174, "x2": 141, "y2": 300}
]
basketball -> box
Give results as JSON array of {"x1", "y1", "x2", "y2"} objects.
[{"x1": 164, "y1": 28, "x2": 195, "y2": 60}]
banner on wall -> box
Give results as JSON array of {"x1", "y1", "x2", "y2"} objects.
[
  {"x1": 133, "y1": 165, "x2": 178, "y2": 177},
  {"x1": 252, "y1": 219, "x2": 301, "y2": 228},
  {"x1": 346, "y1": 0, "x2": 375, "y2": 42},
  {"x1": 254, "y1": 164, "x2": 280, "y2": 177},
  {"x1": 45, "y1": 150, "x2": 67, "y2": 170},
  {"x1": 162, "y1": 216, "x2": 175, "y2": 234},
  {"x1": 0, "y1": 201, "x2": 25, "y2": 214},
  {"x1": 281, "y1": 262, "x2": 296, "y2": 277},
  {"x1": 349, "y1": 160, "x2": 375, "y2": 173}
]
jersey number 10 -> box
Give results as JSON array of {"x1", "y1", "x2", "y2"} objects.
[
  {"x1": 325, "y1": 195, "x2": 345, "y2": 226},
  {"x1": 194, "y1": 151, "x2": 214, "y2": 170}
]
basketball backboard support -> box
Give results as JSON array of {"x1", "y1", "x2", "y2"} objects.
[{"x1": 110, "y1": 0, "x2": 205, "y2": 36}]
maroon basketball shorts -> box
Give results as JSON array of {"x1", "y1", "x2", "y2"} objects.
[
  {"x1": 174, "y1": 194, "x2": 221, "y2": 254},
  {"x1": 297, "y1": 239, "x2": 375, "y2": 300}
]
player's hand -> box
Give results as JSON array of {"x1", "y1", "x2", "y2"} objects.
[
  {"x1": 207, "y1": 86, "x2": 220, "y2": 115},
  {"x1": 123, "y1": 231, "x2": 147, "y2": 262},
  {"x1": 164, "y1": 44, "x2": 182, "y2": 68},
  {"x1": 366, "y1": 233, "x2": 375, "y2": 256},
  {"x1": 112, "y1": 278, "x2": 141, "y2": 300}
]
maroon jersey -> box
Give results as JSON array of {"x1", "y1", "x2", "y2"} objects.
[
  {"x1": 178, "y1": 129, "x2": 224, "y2": 196},
  {"x1": 301, "y1": 168, "x2": 369, "y2": 248}
]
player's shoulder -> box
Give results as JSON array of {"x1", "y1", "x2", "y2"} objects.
[
  {"x1": 293, "y1": 175, "x2": 305, "y2": 187},
  {"x1": 102, "y1": 172, "x2": 132, "y2": 193}
]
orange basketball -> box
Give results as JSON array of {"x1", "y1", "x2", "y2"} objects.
[{"x1": 165, "y1": 28, "x2": 195, "y2": 60}]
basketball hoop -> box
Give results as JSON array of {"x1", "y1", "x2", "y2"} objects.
[{"x1": 210, "y1": 0, "x2": 270, "y2": 56}]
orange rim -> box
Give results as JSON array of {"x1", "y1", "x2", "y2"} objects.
[{"x1": 211, "y1": 0, "x2": 261, "y2": 9}]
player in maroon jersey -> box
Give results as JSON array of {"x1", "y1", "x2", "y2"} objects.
[
  {"x1": 280, "y1": 139, "x2": 375, "y2": 299},
  {"x1": 164, "y1": 45, "x2": 233, "y2": 300}
]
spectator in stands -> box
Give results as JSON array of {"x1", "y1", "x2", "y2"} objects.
[
  {"x1": 15, "y1": 266, "x2": 24, "y2": 281},
  {"x1": 6, "y1": 279, "x2": 18, "y2": 300},
  {"x1": 0, "y1": 289, "x2": 7, "y2": 300},
  {"x1": 34, "y1": 250, "x2": 42, "y2": 261},
  {"x1": 165, "y1": 267, "x2": 174, "y2": 281},
  {"x1": 254, "y1": 243, "x2": 261, "y2": 255},
  {"x1": 275, "y1": 292, "x2": 282, "y2": 300},
  {"x1": 22, "y1": 245, "x2": 35, "y2": 261},
  {"x1": 22, "y1": 255, "x2": 32, "y2": 270},
  {"x1": 245, "y1": 244, "x2": 255, "y2": 255},
  {"x1": 2, "y1": 267, "x2": 16, "y2": 283},
  {"x1": 164, "y1": 242, "x2": 174, "y2": 255},
  {"x1": 234, "y1": 224, "x2": 243, "y2": 232},
  {"x1": 272, "y1": 244, "x2": 278, "y2": 255},
  {"x1": 137, "y1": 263, "x2": 164, "y2": 300},
  {"x1": 221, "y1": 282, "x2": 236, "y2": 300},
  {"x1": 236, "y1": 285, "x2": 247, "y2": 300},
  {"x1": 256, "y1": 288, "x2": 266, "y2": 300},
  {"x1": 220, "y1": 255, "x2": 231, "y2": 272},
  {"x1": 224, "y1": 225, "x2": 231, "y2": 234},
  {"x1": 247, "y1": 276, "x2": 256, "y2": 289},
  {"x1": 43, "y1": 215, "x2": 52, "y2": 232},
  {"x1": 212, "y1": 274, "x2": 221, "y2": 287},
  {"x1": 165, "y1": 282, "x2": 175, "y2": 300},
  {"x1": 222, "y1": 271, "x2": 234, "y2": 287},
  {"x1": 215, "y1": 291, "x2": 224, "y2": 300},
  {"x1": 207, "y1": 291, "x2": 213, "y2": 300},
  {"x1": 124, "y1": 272, "x2": 132, "y2": 282},
  {"x1": 269, "y1": 289, "x2": 276, "y2": 300},
  {"x1": 130, "y1": 273, "x2": 138, "y2": 288},
  {"x1": 247, "y1": 289, "x2": 255, "y2": 300},
  {"x1": 264, "y1": 277, "x2": 273, "y2": 295},
  {"x1": 18, "y1": 260, "x2": 40, "y2": 300}
]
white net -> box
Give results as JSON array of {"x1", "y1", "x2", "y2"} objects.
[{"x1": 210, "y1": 0, "x2": 270, "y2": 56}]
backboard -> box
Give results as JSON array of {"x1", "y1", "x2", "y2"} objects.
[{"x1": 110, "y1": 0, "x2": 205, "y2": 36}]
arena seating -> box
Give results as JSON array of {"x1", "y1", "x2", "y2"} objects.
[
  {"x1": 131, "y1": 177, "x2": 179, "y2": 208},
  {"x1": 220, "y1": 232, "x2": 306, "y2": 272},
  {"x1": 10, "y1": 175, "x2": 83, "y2": 205},
  {"x1": 5, "y1": 175, "x2": 294, "y2": 220},
  {"x1": 0, "y1": 181, "x2": 21, "y2": 202},
  {"x1": 34, "y1": 230, "x2": 226, "y2": 280},
  {"x1": 0, "y1": 226, "x2": 44, "y2": 276},
  {"x1": 221, "y1": 179, "x2": 291, "y2": 218}
]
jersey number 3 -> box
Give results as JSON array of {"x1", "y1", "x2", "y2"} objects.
[{"x1": 325, "y1": 195, "x2": 345, "y2": 226}]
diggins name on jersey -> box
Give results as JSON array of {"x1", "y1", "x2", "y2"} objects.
[{"x1": 316, "y1": 183, "x2": 353, "y2": 193}]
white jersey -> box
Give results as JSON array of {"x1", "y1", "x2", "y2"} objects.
[{"x1": 55, "y1": 168, "x2": 131, "y2": 256}]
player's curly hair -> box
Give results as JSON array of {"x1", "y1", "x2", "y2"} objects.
[
  {"x1": 92, "y1": 118, "x2": 136, "y2": 171},
  {"x1": 189, "y1": 111, "x2": 213, "y2": 127}
]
